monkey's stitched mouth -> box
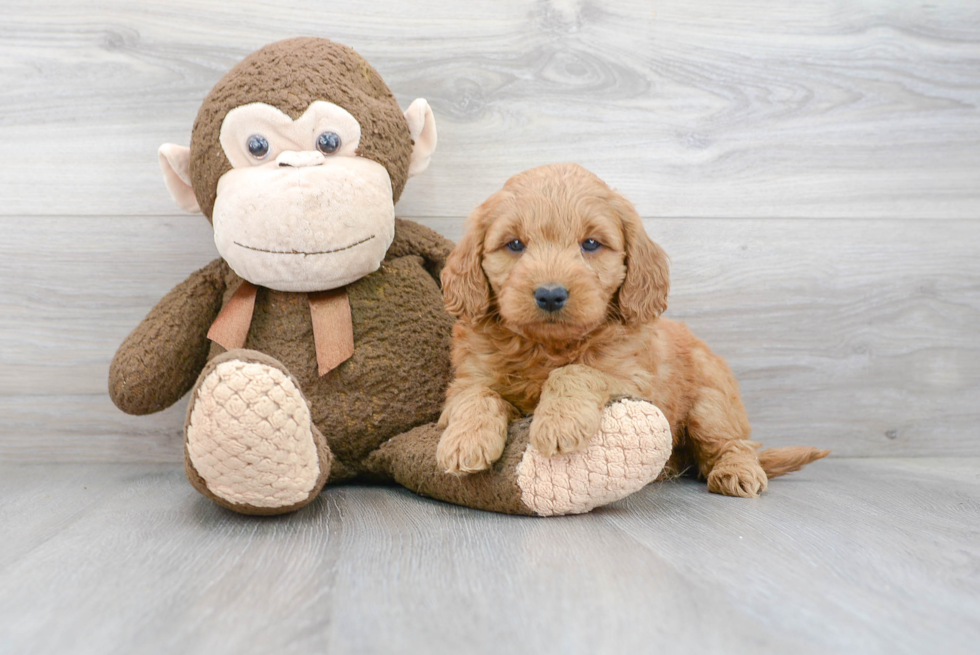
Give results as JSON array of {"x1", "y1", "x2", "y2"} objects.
[{"x1": 233, "y1": 234, "x2": 376, "y2": 256}]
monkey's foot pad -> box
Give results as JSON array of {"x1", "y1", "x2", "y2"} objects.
[
  {"x1": 186, "y1": 357, "x2": 323, "y2": 511},
  {"x1": 516, "y1": 399, "x2": 672, "y2": 516}
]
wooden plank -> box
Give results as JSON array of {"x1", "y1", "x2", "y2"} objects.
[
  {"x1": 1, "y1": 0, "x2": 979, "y2": 218},
  {"x1": 603, "y1": 457, "x2": 980, "y2": 654},
  {"x1": 0, "y1": 458, "x2": 976, "y2": 654},
  {"x1": 1, "y1": 215, "x2": 977, "y2": 461},
  {"x1": 647, "y1": 218, "x2": 980, "y2": 458}
]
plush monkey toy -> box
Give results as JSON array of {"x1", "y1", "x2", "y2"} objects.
[{"x1": 110, "y1": 38, "x2": 671, "y2": 517}]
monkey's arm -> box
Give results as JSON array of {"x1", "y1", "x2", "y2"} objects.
[
  {"x1": 386, "y1": 218, "x2": 455, "y2": 284},
  {"x1": 109, "y1": 258, "x2": 229, "y2": 415}
]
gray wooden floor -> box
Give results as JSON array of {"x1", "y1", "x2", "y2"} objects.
[{"x1": 1, "y1": 459, "x2": 977, "y2": 655}]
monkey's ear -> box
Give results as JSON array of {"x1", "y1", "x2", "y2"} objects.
[
  {"x1": 158, "y1": 144, "x2": 202, "y2": 213},
  {"x1": 404, "y1": 99, "x2": 437, "y2": 178}
]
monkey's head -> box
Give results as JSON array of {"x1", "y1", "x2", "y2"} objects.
[{"x1": 158, "y1": 38, "x2": 437, "y2": 292}]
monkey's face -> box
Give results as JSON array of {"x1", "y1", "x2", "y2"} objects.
[
  {"x1": 211, "y1": 101, "x2": 395, "y2": 292},
  {"x1": 158, "y1": 38, "x2": 438, "y2": 293}
]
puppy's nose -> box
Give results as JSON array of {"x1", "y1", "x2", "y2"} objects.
[{"x1": 534, "y1": 285, "x2": 568, "y2": 312}]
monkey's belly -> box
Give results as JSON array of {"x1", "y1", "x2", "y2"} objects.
[{"x1": 216, "y1": 255, "x2": 454, "y2": 472}]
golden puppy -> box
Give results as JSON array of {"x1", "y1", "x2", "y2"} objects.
[{"x1": 436, "y1": 163, "x2": 827, "y2": 497}]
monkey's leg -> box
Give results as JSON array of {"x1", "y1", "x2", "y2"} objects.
[
  {"x1": 183, "y1": 349, "x2": 332, "y2": 515},
  {"x1": 365, "y1": 398, "x2": 672, "y2": 516}
]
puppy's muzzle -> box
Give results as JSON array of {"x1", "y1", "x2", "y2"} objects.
[{"x1": 534, "y1": 285, "x2": 568, "y2": 313}]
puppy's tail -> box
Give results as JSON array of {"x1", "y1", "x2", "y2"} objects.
[{"x1": 758, "y1": 446, "x2": 830, "y2": 479}]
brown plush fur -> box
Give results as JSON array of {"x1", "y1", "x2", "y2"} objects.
[
  {"x1": 189, "y1": 37, "x2": 414, "y2": 217},
  {"x1": 438, "y1": 163, "x2": 828, "y2": 497},
  {"x1": 111, "y1": 219, "x2": 456, "y2": 481},
  {"x1": 109, "y1": 258, "x2": 228, "y2": 414},
  {"x1": 364, "y1": 418, "x2": 539, "y2": 516}
]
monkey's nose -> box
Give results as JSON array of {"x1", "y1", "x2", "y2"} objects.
[
  {"x1": 534, "y1": 285, "x2": 568, "y2": 312},
  {"x1": 276, "y1": 151, "x2": 325, "y2": 168}
]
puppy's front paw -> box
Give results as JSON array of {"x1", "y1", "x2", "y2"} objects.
[
  {"x1": 436, "y1": 421, "x2": 506, "y2": 475},
  {"x1": 707, "y1": 458, "x2": 769, "y2": 498},
  {"x1": 529, "y1": 399, "x2": 603, "y2": 457}
]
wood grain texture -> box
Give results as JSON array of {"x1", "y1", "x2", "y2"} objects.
[
  {"x1": 0, "y1": 459, "x2": 977, "y2": 654},
  {"x1": 2, "y1": 215, "x2": 977, "y2": 461},
  {"x1": 3, "y1": 5, "x2": 978, "y2": 652},
  {"x1": 1, "y1": 0, "x2": 978, "y2": 218}
]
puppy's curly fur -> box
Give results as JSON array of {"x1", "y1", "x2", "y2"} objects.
[{"x1": 436, "y1": 163, "x2": 828, "y2": 497}]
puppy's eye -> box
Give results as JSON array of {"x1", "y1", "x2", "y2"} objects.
[
  {"x1": 505, "y1": 239, "x2": 526, "y2": 253},
  {"x1": 581, "y1": 238, "x2": 601, "y2": 252}
]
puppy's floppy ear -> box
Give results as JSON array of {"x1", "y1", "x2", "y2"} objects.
[
  {"x1": 613, "y1": 195, "x2": 670, "y2": 324},
  {"x1": 442, "y1": 200, "x2": 493, "y2": 320}
]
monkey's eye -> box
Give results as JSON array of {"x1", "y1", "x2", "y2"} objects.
[
  {"x1": 316, "y1": 131, "x2": 341, "y2": 155},
  {"x1": 246, "y1": 135, "x2": 270, "y2": 159},
  {"x1": 506, "y1": 239, "x2": 525, "y2": 253},
  {"x1": 581, "y1": 238, "x2": 601, "y2": 252}
]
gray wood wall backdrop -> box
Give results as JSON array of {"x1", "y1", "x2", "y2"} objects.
[{"x1": 1, "y1": 0, "x2": 978, "y2": 462}]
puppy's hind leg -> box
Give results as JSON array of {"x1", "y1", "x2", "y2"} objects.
[{"x1": 686, "y1": 386, "x2": 769, "y2": 498}]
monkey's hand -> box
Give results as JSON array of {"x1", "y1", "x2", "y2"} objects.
[{"x1": 109, "y1": 259, "x2": 228, "y2": 415}]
